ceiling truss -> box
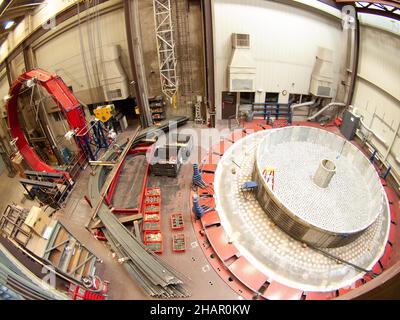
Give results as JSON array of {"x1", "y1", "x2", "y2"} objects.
[{"x1": 336, "y1": 1, "x2": 400, "y2": 20}]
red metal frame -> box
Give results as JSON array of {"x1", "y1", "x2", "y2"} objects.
[
  {"x1": 7, "y1": 69, "x2": 88, "y2": 178},
  {"x1": 143, "y1": 230, "x2": 163, "y2": 254},
  {"x1": 145, "y1": 187, "x2": 161, "y2": 197},
  {"x1": 105, "y1": 144, "x2": 151, "y2": 214},
  {"x1": 172, "y1": 233, "x2": 186, "y2": 253},
  {"x1": 144, "y1": 211, "x2": 161, "y2": 222},
  {"x1": 171, "y1": 213, "x2": 184, "y2": 231},
  {"x1": 68, "y1": 283, "x2": 106, "y2": 300}
]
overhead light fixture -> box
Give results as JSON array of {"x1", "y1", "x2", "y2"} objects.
[{"x1": 4, "y1": 20, "x2": 15, "y2": 30}]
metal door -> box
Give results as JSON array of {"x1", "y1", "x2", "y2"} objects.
[{"x1": 221, "y1": 92, "x2": 236, "y2": 119}]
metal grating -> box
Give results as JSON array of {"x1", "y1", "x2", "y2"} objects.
[{"x1": 254, "y1": 127, "x2": 385, "y2": 247}]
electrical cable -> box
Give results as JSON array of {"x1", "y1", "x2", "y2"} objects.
[{"x1": 306, "y1": 242, "x2": 380, "y2": 278}]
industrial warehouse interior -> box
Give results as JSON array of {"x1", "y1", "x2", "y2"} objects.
[{"x1": 0, "y1": 0, "x2": 399, "y2": 307}]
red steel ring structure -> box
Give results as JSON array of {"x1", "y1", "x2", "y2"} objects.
[
  {"x1": 191, "y1": 120, "x2": 399, "y2": 300},
  {"x1": 6, "y1": 68, "x2": 89, "y2": 178}
]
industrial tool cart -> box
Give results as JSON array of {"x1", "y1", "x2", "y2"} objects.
[
  {"x1": 149, "y1": 146, "x2": 184, "y2": 177},
  {"x1": 167, "y1": 133, "x2": 193, "y2": 161}
]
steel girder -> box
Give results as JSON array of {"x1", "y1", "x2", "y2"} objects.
[{"x1": 336, "y1": 1, "x2": 400, "y2": 20}]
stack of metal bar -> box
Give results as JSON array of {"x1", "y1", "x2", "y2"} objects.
[
  {"x1": 88, "y1": 117, "x2": 191, "y2": 298},
  {"x1": 99, "y1": 206, "x2": 189, "y2": 298}
]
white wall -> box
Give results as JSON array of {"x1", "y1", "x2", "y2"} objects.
[
  {"x1": 213, "y1": 0, "x2": 343, "y2": 119},
  {"x1": 0, "y1": 0, "x2": 72, "y2": 64},
  {"x1": 30, "y1": 6, "x2": 129, "y2": 142},
  {"x1": 33, "y1": 6, "x2": 130, "y2": 106},
  {"x1": 353, "y1": 26, "x2": 400, "y2": 181}
]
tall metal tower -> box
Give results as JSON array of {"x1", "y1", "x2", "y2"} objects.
[{"x1": 153, "y1": 0, "x2": 179, "y2": 101}]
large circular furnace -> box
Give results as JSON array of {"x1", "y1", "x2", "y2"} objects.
[
  {"x1": 214, "y1": 126, "x2": 390, "y2": 292},
  {"x1": 253, "y1": 126, "x2": 385, "y2": 247}
]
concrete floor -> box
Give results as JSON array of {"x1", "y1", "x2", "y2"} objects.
[
  {"x1": 54, "y1": 122, "x2": 240, "y2": 299},
  {"x1": 1, "y1": 120, "x2": 399, "y2": 300},
  {"x1": 0, "y1": 122, "x2": 240, "y2": 300},
  {"x1": 9, "y1": 120, "x2": 352, "y2": 299}
]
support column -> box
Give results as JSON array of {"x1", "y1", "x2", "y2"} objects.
[
  {"x1": 124, "y1": 0, "x2": 153, "y2": 128},
  {"x1": 202, "y1": 0, "x2": 215, "y2": 127},
  {"x1": 346, "y1": 6, "x2": 359, "y2": 107}
]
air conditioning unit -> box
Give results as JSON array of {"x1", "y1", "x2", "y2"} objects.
[
  {"x1": 228, "y1": 33, "x2": 256, "y2": 92},
  {"x1": 232, "y1": 33, "x2": 250, "y2": 49},
  {"x1": 100, "y1": 45, "x2": 129, "y2": 101}
]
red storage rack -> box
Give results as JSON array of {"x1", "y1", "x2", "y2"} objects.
[
  {"x1": 145, "y1": 187, "x2": 161, "y2": 197},
  {"x1": 144, "y1": 211, "x2": 161, "y2": 223},
  {"x1": 68, "y1": 283, "x2": 105, "y2": 300},
  {"x1": 144, "y1": 230, "x2": 163, "y2": 254},
  {"x1": 144, "y1": 202, "x2": 161, "y2": 214},
  {"x1": 145, "y1": 195, "x2": 161, "y2": 206},
  {"x1": 172, "y1": 233, "x2": 186, "y2": 253},
  {"x1": 171, "y1": 213, "x2": 184, "y2": 231},
  {"x1": 143, "y1": 220, "x2": 161, "y2": 231}
]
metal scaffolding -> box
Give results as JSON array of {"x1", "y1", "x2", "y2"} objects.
[{"x1": 153, "y1": 0, "x2": 179, "y2": 101}]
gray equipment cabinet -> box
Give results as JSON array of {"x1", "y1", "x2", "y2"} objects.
[
  {"x1": 149, "y1": 146, "x2": 183, "y2": 177},
  {"x1": 340, "y1": 111, "x2": 360, "y2": 140}
]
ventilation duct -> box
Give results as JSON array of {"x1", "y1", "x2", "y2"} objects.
[
  {"x1": 228, "y1": 33, "x2": 256, "y2": 92},
  {"x1": 309, "y1": 47, "x2": 334, "y2": 98},
  {"x1": 100, "y1": 45, "x2": 129, "y2": 101}
]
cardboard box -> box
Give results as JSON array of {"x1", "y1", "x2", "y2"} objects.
[{"x1": 24, "y1": 206, "x2": 52, "y2": 237}]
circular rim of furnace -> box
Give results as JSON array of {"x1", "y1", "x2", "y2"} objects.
[
  {"x1": 254, "y1": 126, "x2": 385, "y2": 236},
  {"x1": 213, "y1": 127, "x2": 390, "y2": 292}
]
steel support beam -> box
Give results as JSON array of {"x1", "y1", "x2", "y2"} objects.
[
  {"x1": 335, "y1": 1, "x2": 400, "y2": 21},
  {"x1": 347, "y1": 9, "x2": 360, "y2": 107},
  {"x1": 201, "y1": 0, "x2": 216, "y2": 127},
  {"x1": 357, "y1": 7, "x2": 400, "y2": 20},
  {"x1": 336, "y1": 0, "x2": 400, "y2": 9}
]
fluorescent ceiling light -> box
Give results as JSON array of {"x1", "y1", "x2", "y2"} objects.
[{"x1": 4, "y1": 20, "x2": 15, "y2": 30}]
